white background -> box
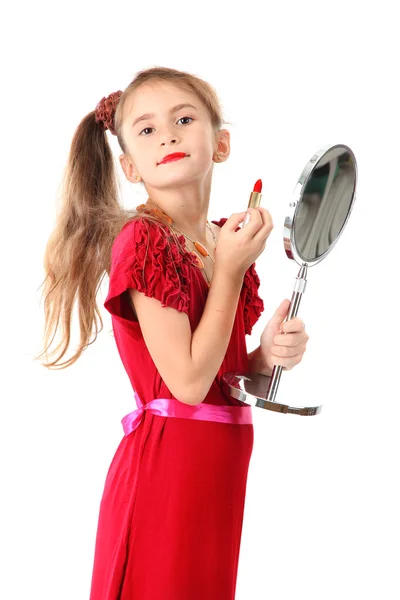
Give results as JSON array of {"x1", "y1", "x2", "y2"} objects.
[{"x1": 2, "y1": 1, "x2": 399, "y2": 598}]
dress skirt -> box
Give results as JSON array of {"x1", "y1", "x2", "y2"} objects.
[{"x1": 89, "y1": 406, "x2": 254, "y2": 600}]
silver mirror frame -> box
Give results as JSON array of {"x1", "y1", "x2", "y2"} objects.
[
  {"x1": 284, "y1": 143, "x2": 358, "y2": 268},
  {"x1": 223, "y1": 143, "x2": 358, "y2": 416}
]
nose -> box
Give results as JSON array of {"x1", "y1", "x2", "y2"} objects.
[
  {"x1": 161, "y1": 137, "x2": 177, "y2": 146},
  {"x1": 160, "y1": 126, "x2": 180, "y2": 146}
]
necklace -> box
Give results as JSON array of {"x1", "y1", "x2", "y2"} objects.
[{"x1": 135, "y1": 200, "x2": 217, "y2": 287}]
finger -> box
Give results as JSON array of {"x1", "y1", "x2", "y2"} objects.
[
  {"x1": 244, "y1": 207, "x2": 262, "y2": 217},
  {"x1": 281, "y1": 318, "x2": 305, "y2": 333},
  {"x1": 281, "y1": 318, "x2": 304, "y2": 333},
  {"x1": 271, "y1": 343, "x2": 307, "y2": 358},
  {"x1": 248, "y1": 207, "x2": 263, "y2": 222},
  {"x1": 270, "y1": 352, "x2": 303, "y2": 370},
  {"x1": 228, "y1": 212, "x2": 248, "y2": 230},
  {"x1": 273, "y1": 332, "x2": 309, "y2": 346},
  {"x1": 240, "y1": 208, "x2": 263, "y2": 232},
  {"x1": 253, "y1": 207, "x2": 273, "y2": 240}
]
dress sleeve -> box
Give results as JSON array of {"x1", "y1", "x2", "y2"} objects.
[
  {"x1": 211, "y1": 216, "x2": 264, "y2": 335},
  {"x1": 104, "y1": 217, "x2": 191, "y2": 321},
  {"x1": 242, "y1": 262, "x2": 264, "y2": 335}
]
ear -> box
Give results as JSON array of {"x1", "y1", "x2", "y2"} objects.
[
  {"x1": 119, "y1": 154, "x2": 141, "y2": 183},
  {"x1": 213, "y1": 129, "x2": 230, "y2": 163}
]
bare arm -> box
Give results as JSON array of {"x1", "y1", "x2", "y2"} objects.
[
  {"x1": 129, "y1": 265, "x2": 244, "y2": 406},
  {"x1": 129, "y1": 208, "x2": 272, "y2": 406},
  {"x1": 188, "y1": 265, "x2": 244, "y2": 402}
]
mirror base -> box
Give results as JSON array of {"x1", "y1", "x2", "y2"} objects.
[{"x1": 222, "y1": 372, "x2": 322, "y2": 416}]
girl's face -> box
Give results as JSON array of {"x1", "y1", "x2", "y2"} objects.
[{"x1": 119, "y1": 81, "x2": 227, "y2": 188}]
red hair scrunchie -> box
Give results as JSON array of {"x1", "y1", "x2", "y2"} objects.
[{"x1": 94, "y1": 90, "x2": 123, "y2": 135}]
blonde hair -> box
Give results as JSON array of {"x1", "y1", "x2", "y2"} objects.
[{"x1": 35, "y1": 66, "x2": 229, "y2": 369}]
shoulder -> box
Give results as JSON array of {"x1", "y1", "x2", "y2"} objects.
[
  {"x1": 105, "y1": 216, "x2": 192, "y2": 320},
  {"x1": 116, "y1": 215, "x2": 166, "y2": 245},
  {"x1": 110, "y1": 215, "x2": 195, "y2": 282},
  {"x1": 111, "y1": 216, "x2": 170, "y2": 265}
]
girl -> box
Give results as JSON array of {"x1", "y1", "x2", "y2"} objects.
[{"x1": 37, "y1": 66, "x2": 309, "y2": 600}]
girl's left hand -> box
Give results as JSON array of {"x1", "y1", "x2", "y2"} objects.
[{"x1": 260, "y1": 299, "x2": 309, "y2": 372}]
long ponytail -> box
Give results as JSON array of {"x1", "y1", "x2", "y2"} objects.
[
  {"x1": 35, "y1": 110, "x2": 136, "y2": 369},
  {"x1": 36, "y1": 66, "x2": 227, "y2": 369}
]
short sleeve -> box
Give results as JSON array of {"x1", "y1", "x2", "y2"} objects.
[
  {"x1": 104, "y1": 217, "x2": 191, "y2": 321},
  {"x1": 211, "y1": 216, "x2": 265, "y2": 336}
]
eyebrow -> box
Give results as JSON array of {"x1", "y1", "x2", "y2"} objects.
[{"x1": 131, "y1": 103, "x2": 198, "y2": 128}]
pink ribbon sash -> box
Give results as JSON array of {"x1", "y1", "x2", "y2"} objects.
[{"x1": 121, "y1": 392, "x2": 253, "y2": 436}]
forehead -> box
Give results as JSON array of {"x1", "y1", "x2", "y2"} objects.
[{"x1": 124, "y1": 81, "x2": 205, "y2": 118}]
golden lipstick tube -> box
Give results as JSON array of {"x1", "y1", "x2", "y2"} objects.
[{"x1": 243, "y1": 179, "x2": 262, "y2": 226}]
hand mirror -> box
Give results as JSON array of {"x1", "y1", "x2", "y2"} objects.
[{"x1": 223, "y1": 143, "x2": 358, "y2": 416}]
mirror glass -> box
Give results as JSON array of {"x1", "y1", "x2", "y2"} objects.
[{"x1": 293, "y1": 147, "x2": 356, "y2": 262}]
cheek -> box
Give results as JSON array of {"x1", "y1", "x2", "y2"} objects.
[
  {"x1": 132, "y1": 143, "x2": 158, "y2": 172},
  {"x1": 194, "y1": 138, "x2": 215, "y2": 164}
]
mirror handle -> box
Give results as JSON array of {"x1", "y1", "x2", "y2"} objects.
[{"x1": 266, "y1": 264, "x2": 308, "y2": 402}]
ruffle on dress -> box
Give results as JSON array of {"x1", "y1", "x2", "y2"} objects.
[
  {"x1": 241, "y1": 262, "x2": 264, "y2": 334},
  {"x1": 105, "y1": 217, "x2": 195, "y2": 320}
]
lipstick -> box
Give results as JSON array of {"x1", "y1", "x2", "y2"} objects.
[
  {"x1": 243, "y1": 179, "x2": 262, "y2": 226},
  {"x1": 158, "y1": 152, "x2": 187, "y2": 165}
]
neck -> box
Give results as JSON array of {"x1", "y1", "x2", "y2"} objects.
[{"x1": 146, "y1": 198, "x2": 210, "y2": 246}]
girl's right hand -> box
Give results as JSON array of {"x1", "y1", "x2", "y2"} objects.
[{"x1": 215, "y1": 207, "x2": 273, "y2": 278}]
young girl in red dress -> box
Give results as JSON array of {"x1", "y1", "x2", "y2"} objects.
[{"x1": 37, "y1": 66, "x2": 309, "y2": 600}]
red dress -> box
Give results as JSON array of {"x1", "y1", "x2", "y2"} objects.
[{"x1": 89, "y1": 216, "x2": 264, "y2": 600}]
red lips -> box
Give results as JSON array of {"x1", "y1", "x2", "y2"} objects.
[{"x1": 158, "y1": 152, "x2": 187, "y2": 165}]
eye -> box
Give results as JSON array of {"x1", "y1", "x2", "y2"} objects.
[
  {"x1": 139, "y1": 127, "x2": 154, "y2": 136},
  {"x1": 139, "y1": 116, "x2": 194, "y2": 136},
  {"x1": 177, "y1": 116, "x2": 193, "y2": 125}
]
